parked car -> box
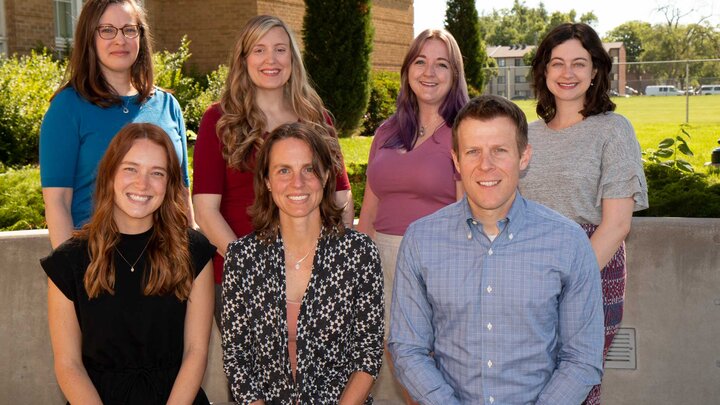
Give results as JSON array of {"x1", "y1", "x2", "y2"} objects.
[
  {"x1": 645, "y1": 85, "x2": 684, "y2": 96},
  {"x1": 625, "y1": 86, "x2": 639, "y2": 96},
  {"x1": 697, "y1": 85, "x2": 720, "y2": 95}
]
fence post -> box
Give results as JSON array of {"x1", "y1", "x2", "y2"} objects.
[{"x1": 685, "y1": 61, "x2": 690, "y2": 123}]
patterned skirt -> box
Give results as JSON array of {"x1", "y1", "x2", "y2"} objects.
[{"x1": 581, "y1": 223, "x2": 626, "y2": 405}]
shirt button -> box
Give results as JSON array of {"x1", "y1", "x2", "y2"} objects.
[
  {"x1": 487, "y1": 360, "x2": 493, "y2": 368},
  {"x1": 472, "y1": 220, "x2": 477, "y2": 225},
  {"x1": 489, "y1": 396, "x2": 495, "y2": 403},
  {"x1": 486, "y1": 285, "x2": 493, "y2": 293},
  {"x1": 488, "y1": 248, "x2": 494, "y2": 255},
  {"x1": 509, "y1": 233, "x2": 514, "y2": 240},
  {"x1": 467, "y1": 233, "x2": 472, "y2": 240},
  {"x1": 487, "y1": 322, "x2": 492, "y2": 330}
]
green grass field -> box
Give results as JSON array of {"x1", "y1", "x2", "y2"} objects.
[{"x1": 340, "y1": 95, "x2": 720, "y2": 182}]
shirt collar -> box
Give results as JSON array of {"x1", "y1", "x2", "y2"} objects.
[{"x1": 459, "y1": 191, "x2": 528, "y2": 238}]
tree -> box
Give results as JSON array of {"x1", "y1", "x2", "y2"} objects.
[
  {"x1": 445, "y1": 0, "x2": 492, "y2": 91},
  {"x1": 479, "y1": 0, "x2": 598, "y2": 46},
  {"x1": 604, "y1": 21, "x2": 653, "y2": 63},
  {"x1": 303, "y1": 0, "x2": 373, "y2": 136}
]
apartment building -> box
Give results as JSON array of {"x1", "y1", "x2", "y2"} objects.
[
  {"x1": 0, "y1": 0, "x2": 413, "y2": 72},
  {"x1": 485, "y1": 41, "x2": 627, "y2": 98}
]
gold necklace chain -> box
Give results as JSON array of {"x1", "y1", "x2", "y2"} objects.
[{"x1": 115, "y1": 237, "x2": 151, "y2": 273}]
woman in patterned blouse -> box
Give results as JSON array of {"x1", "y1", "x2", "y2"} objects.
[{"x1": 221, "y1": 122, "x2": 384, "y2": 404}]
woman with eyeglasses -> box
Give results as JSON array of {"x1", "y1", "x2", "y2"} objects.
[{"x1": 40, "y1": 0, "x2": 192, "y2": 249}]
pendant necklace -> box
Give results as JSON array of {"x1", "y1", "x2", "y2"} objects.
[
  {"x1": 115, "y1": 237, "x2": 151, "y2": 272},
  {"x1": 418, "y1": 116, "x2": 445, "y2": 138},
  {"x1": 286, "y1": 241, "x2": 317, "y2": 270},
  {"x1": 123, "y1": 97, "x2": 130, "y2": 114}
]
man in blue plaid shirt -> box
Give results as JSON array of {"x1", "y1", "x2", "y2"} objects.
[{"x1": 388, "y1": 95, "x2": 604, "y2": 405}]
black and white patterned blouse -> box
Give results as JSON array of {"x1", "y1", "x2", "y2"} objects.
[{"x1": 222, "y1": 227, "x2": 384, "y2": 404}]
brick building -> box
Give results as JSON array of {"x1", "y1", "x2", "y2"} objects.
[
  {"x1": 0, "y1": 0, "x2": 413, "y2": 73},
  {"x1": 485, "y1": 41, "x2": 628, "y2": 99}
]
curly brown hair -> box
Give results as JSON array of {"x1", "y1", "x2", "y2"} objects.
[{"x1": 531, "y1": 22, "x2": 616, "y2": 123}]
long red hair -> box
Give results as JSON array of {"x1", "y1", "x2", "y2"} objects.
[{"x1": 76, "y1": 123, "x2": 192, "y2": 300}]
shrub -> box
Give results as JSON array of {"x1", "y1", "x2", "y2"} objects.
[
  {"x1": 154, "y1": 37, "x2": 227, "y2": 134},
  {"x1": 346, "y1": 162, "x2": 368, "y2": 215},
  {"x1": 636, "y1": 164, "x2": 720, "y2": 217},
  {"x1": 445, "y1": 0, "x2": 492, "y2": 91},
  {"x1": 360, "y1": 71, "x2": 400, "y2": 136},
  {"x1": 0, "y1": 50, "x2": 65, "y2": 166},
  {"x1": 0, "y1": 165, "x2": 46, "y2": 231},
  {"x1": 303, "y1": 0, "x2": 374, "y2": 136}
]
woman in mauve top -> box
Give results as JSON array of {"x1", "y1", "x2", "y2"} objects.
[
  {"x1": 356, "y1": 28, "x2": 468, "y2": 404},
  {"x1": 519, "y1": 23, "x2": 648, "y2": 405},
  {"x1": 192, "y1": 15, "x2": 352, "y2": 326}
]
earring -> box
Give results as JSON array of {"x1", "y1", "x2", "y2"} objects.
[{"x1": 590, "y1": 81, "x2": 595, "y2": 87}]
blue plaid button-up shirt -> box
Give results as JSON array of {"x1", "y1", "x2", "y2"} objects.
[{"x1": 388, "y1": 193, "x2": 604, "y2": 405}]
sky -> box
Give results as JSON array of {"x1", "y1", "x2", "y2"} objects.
[{"x1": 414, "y1": 0, "x2": 720, "y2": 37}]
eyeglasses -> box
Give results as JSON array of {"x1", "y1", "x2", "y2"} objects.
[{"x1": 96, "y1": 24, "x2": 142, "y2": 40}]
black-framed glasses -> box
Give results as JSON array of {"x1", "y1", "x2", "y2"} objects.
[{"x1": 96, "y1": 24, "x2": 142, "y2": 40}]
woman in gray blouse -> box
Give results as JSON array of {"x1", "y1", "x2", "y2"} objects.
[{"x1": 519, "y1": 23, "x2": 648, "y2": 405}]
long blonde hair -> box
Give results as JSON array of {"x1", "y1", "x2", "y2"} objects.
[
  {"x1": 217, "y1": 15, "x2": 332, "y2": 171},
  {"x1": 76, "y1": 123, "x2": 192, "y2": 300}
]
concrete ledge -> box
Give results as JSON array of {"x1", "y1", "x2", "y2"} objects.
[{"x1": 1, "y1": 218, "x2": 719, "y2": 403}]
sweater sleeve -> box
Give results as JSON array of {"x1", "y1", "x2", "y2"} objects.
[{"x1": 40, "y1": 89, "x2": 80, "y2": 188}]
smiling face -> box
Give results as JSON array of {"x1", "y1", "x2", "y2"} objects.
[
  {"x1": 266, "y1": 137, "x2": 326, "y2": 225},
  {"x1": 112, "y1": 139, "x2": 168, "y2": 234},
  {"x1": 452, "y1": 117, "x2": 531, "y2": 229},
  {"x1": 545, "y1": 38, "x2": 597, "y2": 107},
  {"x1": 94, "y1": 2, "x2": 140, "y2": 80},
  {"x1": 246, "y1": 26, "x2": 292, "y2": 93},
  {"x1": 408, "y1": 38, "x2": 453, "y2": 108}
]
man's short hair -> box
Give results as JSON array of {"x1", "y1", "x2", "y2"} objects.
[{"x1": 452, "y1": 95, "x2": 529, "y2": 154}]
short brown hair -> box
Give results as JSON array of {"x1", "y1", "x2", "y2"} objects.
[
  {"x1": 531, "y1": 23, "x2": 615, "y2": 122},
  {"x1": 452, "y1": 95, "x2": 528, "y2": 154},
  {"x1": 250, "y1": 122, "x2": 344, "y2": 242},
  {"x1": 55, "y1": 0, "x2": 154, "y2": 107}
]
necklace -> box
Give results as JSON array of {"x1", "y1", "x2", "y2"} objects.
[
  {"x1": 121, "y1": 96, "x2": 131, "y2": 114},
  {"x1": 285, "y1": 241, "x2": 318, "y2": 271},
  {"x1": 115, "y1": 237, "x2": 151, "y2": 272},
  {"x1": 418, "y1": 116, "x2": 445, "y2": 138}
]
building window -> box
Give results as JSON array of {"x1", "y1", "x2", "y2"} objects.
[
  {"x1": 55, "y1": 0, "x2": 85, "y2": 50},
  {"x1": 514, "y1": 58, "x2": 522, "y2": 66},
  {"x1": 0, "y1": 0, "x2": 6, "y2": 55},
  {"x1": 515, "y1": 75, "x2": 526, "y2": 83},
  {"x1": 498, "y1": 59, "x2": 506, "y2": 67},
  {"x1": 497, "y1": 76, "x2": 505, "y2": 84}
]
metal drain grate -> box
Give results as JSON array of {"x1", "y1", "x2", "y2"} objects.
[{"x1": 605, "y1": 328, "x2": 636, "y2": 369}]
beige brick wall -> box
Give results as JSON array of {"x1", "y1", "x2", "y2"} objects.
[
  {"x1": 4, "y1": 0, "x2": 55, "y2": 54},
  {"x1": 146, "y1": 0, "x2": 258, "y2": 72},
  {"x1": 148, "y1": 0, "x2": 413, "y2": 73}
]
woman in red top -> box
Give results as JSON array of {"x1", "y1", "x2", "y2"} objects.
[{"x1": 192, "y1": 15, "x2": 353, "y2": 327}]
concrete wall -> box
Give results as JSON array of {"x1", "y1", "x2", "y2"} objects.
[{"x1": 1, "y1": 218, "x2": 719, "y2": 403}]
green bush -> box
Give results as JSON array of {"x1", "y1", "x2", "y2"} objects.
[
  {"x1": 346, "y1": 162, "x2": 368, "y2": 215},
  {"x1": 636, "y1": 164, "x2": 720, "y2": 217},
  {"x1": 154, "y1": 37, "x2": 227, "y2": 134},
  {"x1": 0, "y1": 50, "x2": 65, "y2": 166},
  {"x1": 0, "y1": 165, "x2": 46, "y2": 231},
  {"x1": 360, "y1": 71, "x2": 400, "y2": 136},
  {"x1": 304, "y1": 0, "x2": 374, "y2": 136}
]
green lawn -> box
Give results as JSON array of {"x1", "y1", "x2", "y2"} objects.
[{"x1": 340, "y1": 95, "x2": 720, "y2": 182}]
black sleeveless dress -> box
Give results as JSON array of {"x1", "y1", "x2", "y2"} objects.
[{"x1": 41, "y1": 228, "x2": 216, "y2": 405}]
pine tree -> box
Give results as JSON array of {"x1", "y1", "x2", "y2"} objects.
[
  {"x1": 445, "y1": 0, "x2": 491, "y2": 92},
  {"x1": 303, "y1": 0, "x2": 374, "y2": 136}
]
